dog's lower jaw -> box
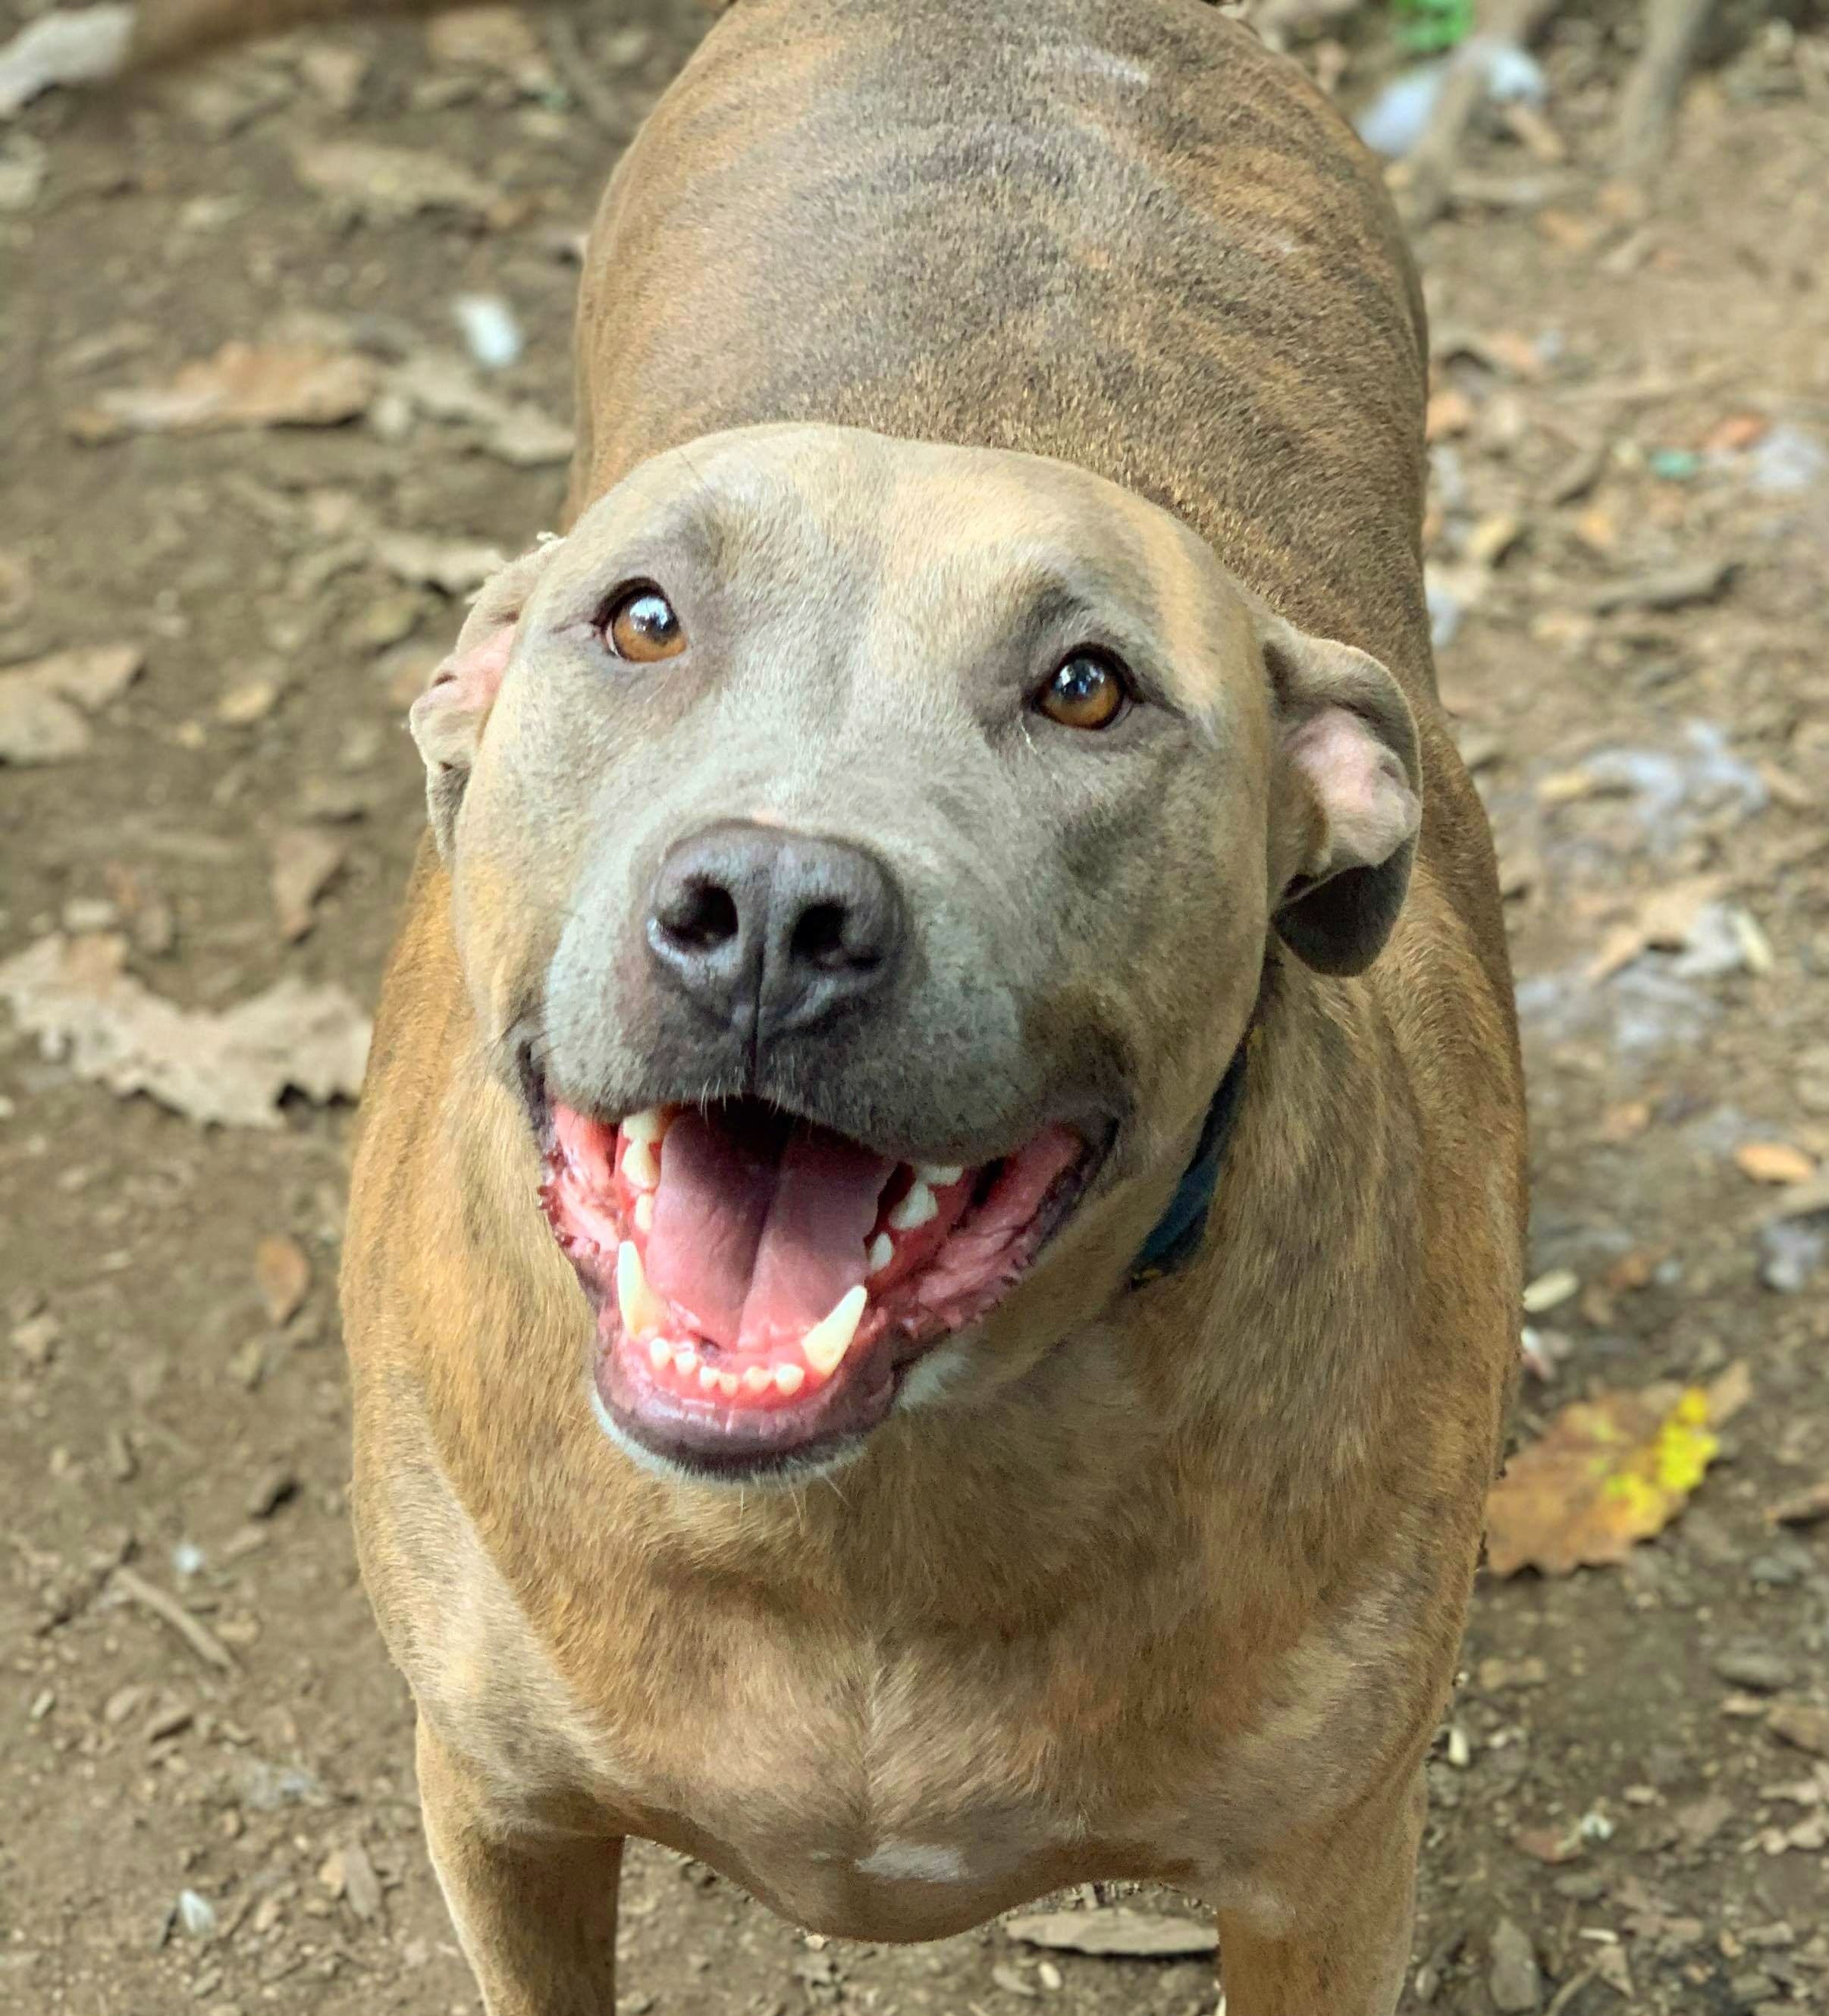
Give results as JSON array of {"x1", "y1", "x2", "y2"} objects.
[{"x1": 543, "y1": 1097, "x2": 1098, "y2": 1480}]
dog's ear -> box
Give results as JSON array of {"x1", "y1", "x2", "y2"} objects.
[
  {"x1": 409, "y1": 537, "x2": 563, "y2": 858},
  {"x1": 1257, "y1": 613, "x2": 1423, "y2": 977}
]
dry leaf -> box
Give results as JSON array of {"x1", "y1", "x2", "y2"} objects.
[
  {"x1": 1484, "y1": 1363, "x2": 1749, "y2": 1577},
  {"x1": 1586, "y1": 875, "x2": 1730, "y2": 982},
  {"x1": 0, "y1": 644, "x2": 143, "y2": 764},
  {"x1": 376, "y1": 531, "x2": 507, "y2": 595},
  {"x1": 1734, "y1": 1141, "x2": 1817, "y2": 1187},
  {"x1": 293, "y1": 140, "x2": 504, "y2": 224},
  {"x1": 1426, "y1": 386, "x2": 1476, "y2": 441},
  {"x1": 271, "y1": 827, "x2": 349, "y2": 942},
  {"x1": 1512, "y1": 1824, "x2": 1584, "y2": 1865},
  {"x1": 385, "y1": 353, "x2": 573, "y2": 468},
  {"x1": 1479, "y1": 328, "x2": 1551, "y2": 381},
  {"x1": 255, "y1": 1235, "x2": 312, "y2": 1325},
  {"x1": 425, "y1": 7, "x2": 554, "y2": 89},
  {"x1": 0, "y1": 933, "x2": 369, "y2": 1129},
  {"x1": 1598, "y1": 1100, "x2": 1652, "y2": 1143},
  {"x1": 1003, "y1": 1908, "x2": 1218, "y2": 1958},
  {"x1": 1700, "y1": 412, "x2": 1769, "y2": 455},
  {"x1": 68, "y1": 343, "x2": 376, "y2": 443}
]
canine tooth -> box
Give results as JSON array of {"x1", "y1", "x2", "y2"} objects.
[
  {"x1": 717, "y1": 1372, "x2": 741, "y2": 1398},
  {"x1": 774, "y1": 1363, "x2": 806, "y2": 1397},
  {"x1": 699, "y1": 1364, "x2": 721, "y2": 1393},
  {"x1": 622, "y1": 1108, "x2": 667, "y2": 1146},
  {"x1": 867, "y1": 1232, "x2": 895, "y2": 1276},
  {"x1": 622, "y1": 1137, "x2": 660, "y2": 1190},
  {"x1": 888, "y1": 1182, "x2": 938, "y2": 1232},
  {"x1": 633, "y1": 1193, "x2": 654, "y2": 1235},
  {"x1": 743, "y1": 1365, "x2": 774, "y2": 1395},
  {"x1": 616, "y1": 1241, "x2": 669, "y2": 1342},
  {"x1": 648, "y1": 1337, "x2": 672, "y2": 1372},
  {"x1": 918, "y1": 1165, "x2": 964, "y2": 1188},
  {"x1": 802, "y1": 1285, "x2": 868, "y2": 1377}
]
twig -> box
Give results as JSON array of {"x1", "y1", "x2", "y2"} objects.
[
  {"x1": 1582, "y1": 556, "x2": 1736, "y2": 615},
  {"x1": 1613, "y1": 0, "x2": 1717, "y2": 180},
  {"x1": 1549, "y1": 363, "x2": 1730, "y2": 407},
  {"x1": 544, "y1": 14, "x2": 632, "y2": 140},
  {"x1": 1399, "y1": 0, "x2": 1568, "y2": 228},
  {"x1": 1546, "y1": 1967, "x2": 1598, "y2": 2016},
  {"x1": 111, "y1": 1565, "x2": 237, "y2": 1673}
]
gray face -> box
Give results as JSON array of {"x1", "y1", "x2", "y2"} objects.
[
  {"x1": 416, "y1": 424, "x2": 1420, "y2": 1473},
  {"x1": 452, "y1": 426, "x2": 1282, "y2": 1179}
]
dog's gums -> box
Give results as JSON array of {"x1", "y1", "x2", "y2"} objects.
[{"x1": 539, "y1": 1100, "x2": 1089, "y2": 1469}]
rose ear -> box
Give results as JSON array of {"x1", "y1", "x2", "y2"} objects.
[
  {"x1": 1259, "y1": 614, "x2": 1423, "y2": 977},
  {"x1": 409, "y1": 536, "x2": 563, "y2": 858}
]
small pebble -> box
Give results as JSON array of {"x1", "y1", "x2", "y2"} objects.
[
  {"x1": 1489, "y1": 1917, "x2": 1542, "y2": 2013},
  {"x1": 1711, "y1": 1645, "x2": 1795, "y2": 1694},
  {"x1": 1551, "y1": 1872, "x2": 1606, "y2": 1902}
]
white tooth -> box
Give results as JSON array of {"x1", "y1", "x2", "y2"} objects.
[
  {"x1": 673, "y1": 1345, "x2": 699, "y2": 1375},
  {"x1": 866, "y1": 1232, "x2": 895, "y2": 1277},
  {"x1": 648, "y1": 1337, "x2": 672, "y2": 1372},
  {"x1": 633, "y1": 1193, "x2": 654, "y2": 1235},
  {"x1": 699, "y1": 1364, "x2": 721, "y2": 1393},
  {"x1": 801, "y1": 1285, "x2": 868, "y2": 1378},
  {"x1": 888, "y1": 1182, "x2": 937, "y2": 1232},
  {"x1": 622, "y1": 1138, "x2": 660, "y2": 1190},
  {"x1": 717, "y1": 1372, "x2": 740, "y2": 1398},
  {"x1": 616, "y1": 1241, "x2": 669, "y2": 1342},
  {"x1": 774, "y1": 1362, "x2": 806, "y2": 1397},
  {"x1": 918, "y1": 1165, "x2": 964, "y2": 1189},
  {"x1": 742, "y1": 1365, "x2": 773, "y2": 1395},
  {"x1": 622, "y1": 1108, "x2": 667, "y2": 1145}
]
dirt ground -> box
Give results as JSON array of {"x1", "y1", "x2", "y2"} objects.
[{"x1": 2, "y1": 2, "x2": 1827, "y2": 2012}]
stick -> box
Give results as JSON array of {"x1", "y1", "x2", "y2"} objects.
[
  {"x1": 111, "y1": 1565, "x2": 237, "y2": 1673},
  {"x1": 1612, "y1": 0, "x2": 1716, "y2": 180},
  {"x1": 1400, "y1": 0, "x2": 1568, "y2": 229}
]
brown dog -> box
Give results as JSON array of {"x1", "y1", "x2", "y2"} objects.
[{"x1": 74, "y1": 0, "x2": 1527, "y2": 2008}]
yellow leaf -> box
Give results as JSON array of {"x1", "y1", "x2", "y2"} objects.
[{"x1": 1485, "y1": 1366, "x2": 1749, "y2": 1577}]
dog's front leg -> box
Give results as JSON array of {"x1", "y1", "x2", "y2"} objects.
[
  {"x1": 1210, "y1": 1770, "x2": 1424, "y2": 2016},
  {"x1": 417, "y1": 1720, "x2": 624, "y2": 2016}
]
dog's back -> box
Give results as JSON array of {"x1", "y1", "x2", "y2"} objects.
[{"x1": 579, "y1": 0, "x2": 1429, "y2": 679}]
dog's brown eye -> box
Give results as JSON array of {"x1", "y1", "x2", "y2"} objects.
[
  {"x1": 1035, "y1": 651, "x2": 1129, "y2": 731},
  {"x1": 607, "y1": 588, "x2": 685, "y2": 663}
]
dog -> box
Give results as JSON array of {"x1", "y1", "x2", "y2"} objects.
[{"x1": 59, "y1": 1, "x2": 1528, "y2": 2008}]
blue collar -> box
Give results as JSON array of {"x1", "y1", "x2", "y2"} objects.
[{"x1": 1128, "y1": 1033, "x2": 1253, "y2": 1287}]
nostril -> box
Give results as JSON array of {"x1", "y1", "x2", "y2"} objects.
[
  {"x1": 660, "y1": 880, "x2": 740, "y2": 953},
  {"x1": 792, "y1": 901, "x2": 877, "y2": 973}
]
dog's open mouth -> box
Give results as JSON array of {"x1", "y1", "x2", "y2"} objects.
[{"x1": 538, "y1": 1097, "x2": 1091, "y2": 1472}]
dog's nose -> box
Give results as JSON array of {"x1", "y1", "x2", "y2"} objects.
[{"x1": 646, "y1": 822, "x2": 906, "y2": 1038}]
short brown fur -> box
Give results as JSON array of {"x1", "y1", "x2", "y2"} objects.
[{"x1": 128, "y1": 2, "x2": 1527, "y2": 2008}]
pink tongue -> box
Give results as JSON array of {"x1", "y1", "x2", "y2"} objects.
[{"x1": 644, "y1": 1115, "x2": 893, "y2": 1353}]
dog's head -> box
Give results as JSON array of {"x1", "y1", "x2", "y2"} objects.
[{"x1": 413, "y1": 425, "x2": 1420, "y2": 1481}]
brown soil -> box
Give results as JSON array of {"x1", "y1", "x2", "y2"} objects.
[{"x1": 2, "y1": 5, "x2": 1827, "y2": 2013}]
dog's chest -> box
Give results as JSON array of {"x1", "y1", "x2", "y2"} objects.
[{"x1": 620, "y1": 1628, "x2": 1176, "y2": 1931}]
